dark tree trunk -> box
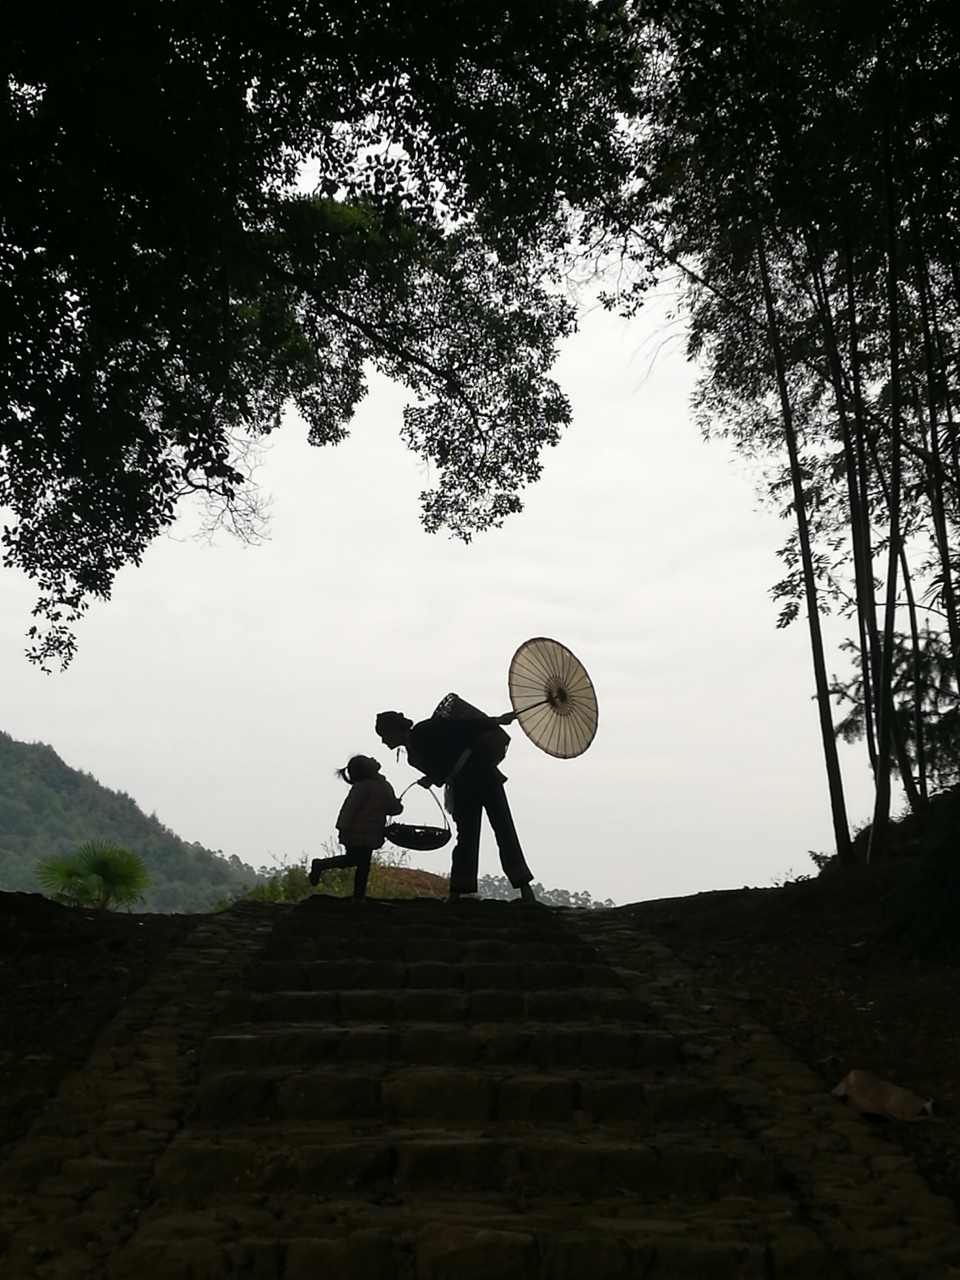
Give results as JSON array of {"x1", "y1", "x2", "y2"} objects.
[
  {"x1": 810, "y1": 245, "x2": 881, "y2": 778},
  {"x1": 844, "y1": 246, "x2": 883, "y2": 776},
  {"x1": 868, "y1": 38, "x2": 903, "y2": 864},
  {"x1": 897, "y1": 548, "x2": 927, "y2": 808},
  {"x1": 757, "y1": 235, "x2": 853, "y2": 865}
]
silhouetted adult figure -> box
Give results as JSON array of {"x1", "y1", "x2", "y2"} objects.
[{"x1": 375, "y1": 709, "x2": 537, "y2": 904}]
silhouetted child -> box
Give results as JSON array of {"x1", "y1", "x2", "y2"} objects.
[{"x1": 308, "y1": 755, "x2": 402, "y2": 902}]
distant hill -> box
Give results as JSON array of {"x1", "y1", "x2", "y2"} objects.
[{"x1": 0, "y1": 731, "x2": 259, "y2": 912}]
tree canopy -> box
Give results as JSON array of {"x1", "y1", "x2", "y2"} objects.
[
  {"x1": 13, "y1": 0, "x2": 960, "y2": 865},
  {"x1": 1, "y1": 0, "x2": 635, "y2": 664}
]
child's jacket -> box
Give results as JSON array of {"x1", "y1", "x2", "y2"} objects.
[{"x1": 336, "y1": 777, "x2": 402, "y2": 849}]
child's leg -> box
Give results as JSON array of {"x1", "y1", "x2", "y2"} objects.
[
  {"x1": 309, "y1": 850, "x2": 358, "y2": 886},
  {"x1": 348, "y1": 847, "x2": 373, "y2": 899}
]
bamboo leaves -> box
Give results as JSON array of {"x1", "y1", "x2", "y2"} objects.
[{"x1": 616, "y1": 0, "x2": 960, "y2": 848}]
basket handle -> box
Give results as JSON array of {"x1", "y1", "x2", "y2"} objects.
[{"x1": 398, "y1": 780, "x2": 450, "y2": 832}]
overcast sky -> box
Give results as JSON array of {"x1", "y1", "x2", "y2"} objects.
[{"x1": 1, "y1": 298, "x2": 880, "y2": 906}]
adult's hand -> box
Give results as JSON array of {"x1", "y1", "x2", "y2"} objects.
[
  {"x1": 497, "y1": 711, "x2": 519, "y2": 725},
  {"x1": 416, "y1": 776, "x2": 433, "y2": 788}
]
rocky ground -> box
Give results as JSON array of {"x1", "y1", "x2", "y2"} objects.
[{"x1": 1, "y1": 851, "x2": 957, "y2": 1226}]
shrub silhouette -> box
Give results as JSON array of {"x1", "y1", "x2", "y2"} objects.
[
  {"x1": 906, "y1": 793, "x2": 960, "y2": 952},
  {"x1": 36, "y1": 839, "x2": 151, "y2": 910}
]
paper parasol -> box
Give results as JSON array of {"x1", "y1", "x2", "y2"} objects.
[{"x1": 508, "y1": 637, "x2": 598, "y2": 759}]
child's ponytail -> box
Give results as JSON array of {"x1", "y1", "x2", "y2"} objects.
[{"x1": 336, "y1": 755, "x2": 374, "y2": 785}]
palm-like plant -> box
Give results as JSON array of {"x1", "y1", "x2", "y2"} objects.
[{"x1": 35, "y1": 839, "x2": 151, "y2": 910}]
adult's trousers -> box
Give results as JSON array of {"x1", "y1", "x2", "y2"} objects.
[{"x1": 449, "y1": 768, "x2": 533, "y2": 895}]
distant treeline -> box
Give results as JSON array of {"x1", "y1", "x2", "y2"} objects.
[
  {"x1": 476, "y1": 875, "x2": 615, "y2": 910},
  {"x1": 0, "y1": 731, "x2": 259, "y2": 912}
]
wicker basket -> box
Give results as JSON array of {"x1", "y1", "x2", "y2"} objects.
[
  {"x1": 434, "y1": 691, "x2": 510, "y2": 764},
  {"x1": 384, "y1": 822, "x2": 451, "y2": 851}
]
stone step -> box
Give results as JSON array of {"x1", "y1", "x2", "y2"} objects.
[
  {"x1": 262, "y1": 935, "x2": 600, "y2": 965},
  {"x1": 224, "y1": 986, "x2": 659, "y2": 1026},
  {"x1": 290, "y1": 896, "x2": 568, "y2": 929},
  {"x1": 103, "y1": 1208, "x2": 830, "y2": 1280},
  {"x1": 193, "y1": 1065, "x2": 733, "y2": 1127},
  {"x1": 243, "y1": 958, "x2": 624, "y2": 993},
  {"x1": 5, "y1": 897, "x2": 960, "y2": 1280},
  {"x1": 152, "y1": 1127, "x2": 778, "y2": 1201},
  {"x1": 277, "y1": 925, "x2": 580, "y2": 952},
  {"x1": 200, "y1": 1023, "x2": 681, "y2": 1072}
]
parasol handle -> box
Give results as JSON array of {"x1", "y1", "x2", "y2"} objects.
[{"x1": 508, "y1": 690, "x2": 568, "y2": 718}]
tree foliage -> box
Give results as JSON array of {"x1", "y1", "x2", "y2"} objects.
[
  {"x1": 1, "y1": 0, "x2": 636, "y2": 664},
  {"x1": 476, "y1": 873, "x2": 614, "y2": 908},
  {"x1": 831, "y1": 630, "x2": 960, "y2": 793},
  {"x1": 604, "y1": 0, "x2": 960, "y2": 853}
]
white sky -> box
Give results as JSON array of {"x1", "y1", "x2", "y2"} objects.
[{"x1": 1, "y1": 301, "x2": 879, "y2": 906}]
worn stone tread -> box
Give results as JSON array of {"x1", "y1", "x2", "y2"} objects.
[{"x1": 193, "y1": 1064, "x2": 730, "y2": 1127}]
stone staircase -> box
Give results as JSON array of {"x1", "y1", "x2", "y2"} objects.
[{"x1": 1, "y1": 896, "x2": 959, "y2": 1279}]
